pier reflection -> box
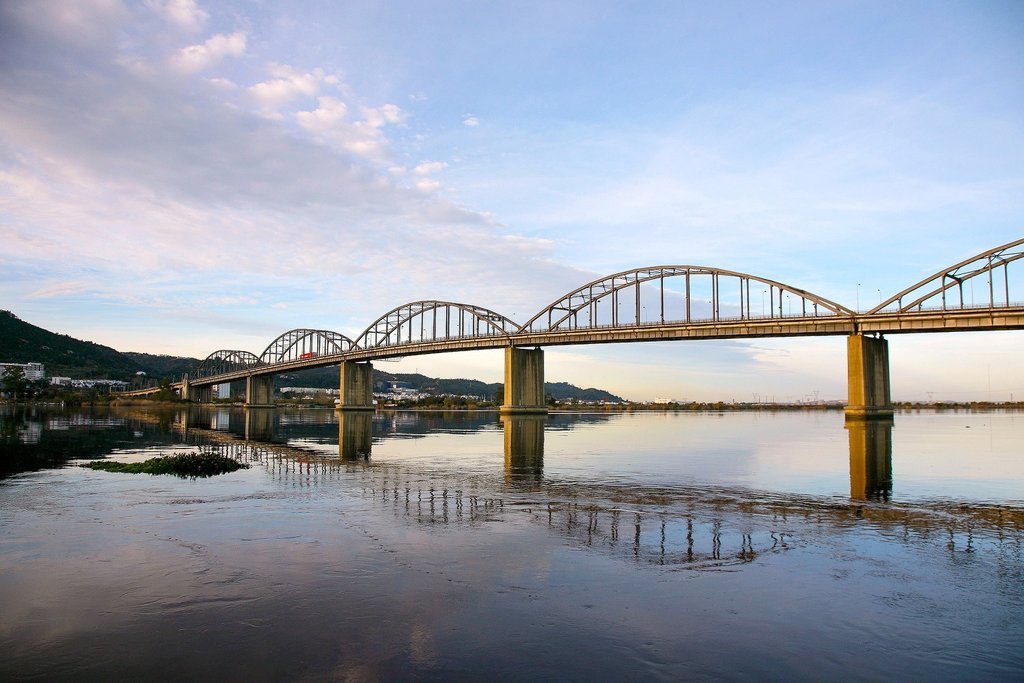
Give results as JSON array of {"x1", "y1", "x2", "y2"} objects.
[
  {"x1": 338, "y1": 410, "x2": 372, "y2": 460},
  {"x1": 846, "y1": 418, "x2": 893, "y2": 500},
  {"x1": 502, "y1": 414, "x2": 545, "y2": 483},
  {"x1": 244, "y1": 407, "x2": 276, "y2": 442}
]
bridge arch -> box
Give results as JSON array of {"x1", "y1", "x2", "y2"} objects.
[
  {"x1": 258, "y1": 329, "x2": 356, "y2": 365},
  {"x1": 870, "y1": 237, "x2": 1024, "y2": 314},
  {"x1": 518, "y1": 266, "x2": 853, "y2": 333},
  {"x1": 354, "y1": 301, "x2": 519, "y2": 349},
  {"x1": 194, "y1": 350, "x2": 260, "y2": 378}
]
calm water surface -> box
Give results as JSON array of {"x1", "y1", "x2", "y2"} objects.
[{"x1": 1, "y1": 406, "x2": 1022, "y2": 681}]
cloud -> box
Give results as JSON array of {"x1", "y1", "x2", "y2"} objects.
[
  {"x1": 413, "y1": 161, "x2": 447, "y2": 176},
  {"x1": 463, "y1": 115, "x2": 480, "y2": 127},
  {"x1": 152, "y1": 0, "x2": 208, "y2": 32},
  {"x1": 415, "y1": 178, "x2": 442, "y2": 192},
  {"x1": 173, "y1": 31, "x2": 246, "y2": 72},
  {"x1": 295, "y1": 98, "x2": 407, "y2": 162},
  {"x1": 0, "y1": 1, "x2": 591, "y2": 354},
  {"x1": 249, "y1": 65, "x2": 325, "y2": 109}
]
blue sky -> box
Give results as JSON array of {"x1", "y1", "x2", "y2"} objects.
[{"x1": 1, "y1": 0, "x2": 1022, "y2": 401}]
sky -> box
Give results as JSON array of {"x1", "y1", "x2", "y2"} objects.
[{"x1": 1, "y1": 0, "x2": 1022, "y2": 402}]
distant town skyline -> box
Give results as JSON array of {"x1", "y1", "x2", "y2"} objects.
[{"x1": 1, "y1": 1, "x2": 1022, "y2": 401}]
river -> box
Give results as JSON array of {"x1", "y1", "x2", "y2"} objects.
[{"x1": 1, "y1": 405, "x2": 1022, "y2": 681}]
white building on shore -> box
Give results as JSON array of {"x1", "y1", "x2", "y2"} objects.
[{"x1": 0, "y1": 361, "x2": 45, "y2": 381}]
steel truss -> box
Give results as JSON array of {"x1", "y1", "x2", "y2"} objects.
[
  {"x1": 517, "y1": 266, "x2": 853, "y2": 333},
  {"x1": 258, "y1": 329, "x2": 356, "y2": 364},
  {"x1": 195, "y1": 350, "x2": 261, "y2": 378},
  {"x1": 872, "y1": 237, "x2": 1024, "y2": 313},
  {"x1": 354, "y1": 300, "x2": 519, "y2": 348}
]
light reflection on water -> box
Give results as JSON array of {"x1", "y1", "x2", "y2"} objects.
[{"x1": 1, "y1": 405, "x2": 1022, "y2": 681}]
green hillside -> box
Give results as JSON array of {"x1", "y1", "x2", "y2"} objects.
[{"x1": 0, "y1": 311, "x2": 198, "y2": 381}]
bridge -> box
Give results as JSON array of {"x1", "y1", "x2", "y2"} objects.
[{"x1": 119, "y1": 238, "x2": 1024, "y2": 418}]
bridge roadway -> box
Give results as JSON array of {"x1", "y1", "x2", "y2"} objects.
[{"x1": 116, "y1": 238, "x2": 1023, "y2": 417}]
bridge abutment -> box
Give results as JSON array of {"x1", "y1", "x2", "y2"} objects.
[
  {"x1": 845, "y1": 334, "x2": 894, "y2": 420},
  {"x1": 338, "y1": 361, "x2": 375, "y2": 410},
  {"x1": 501, "y1": 347, "x2": 547, "y2": 414},
  {"x1": 245, "y1": 375, "x2": 275, "y2": 407}
]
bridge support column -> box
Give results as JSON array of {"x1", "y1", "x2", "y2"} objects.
[
  {"x1": 180, "y1": 377, "x2": 191, "y2": 401},
  {"x1": 193, "y1": 385, "x2": 213, "y2": 404},
  {"x1": 245, "y1": 375, "x2": 275, "y2": 408},
  {"x1": 501, "y1": 347, "x2": 547, "y2": 414},
  {"x1": 338, "y1": 361, "x2": 374, "y2": 410},
  {"x1": 845, "y1": 334, "x2": 894, "y2": 420}
]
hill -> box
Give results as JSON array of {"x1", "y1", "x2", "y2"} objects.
[
  {"x1": 277, "y1": 366, "x2": 625, "y2": 403},
  {"x1": 0, "y1": 310, "x2": 196, "y2": 381}
]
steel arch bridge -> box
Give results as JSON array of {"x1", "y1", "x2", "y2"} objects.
[{"x1": 114, "y1": 238, "x2": 1023, "y2": 407}]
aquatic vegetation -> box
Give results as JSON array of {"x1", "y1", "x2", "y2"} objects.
[{"x1": 85, "y1": 452, "x2": 248, "y2": 478}]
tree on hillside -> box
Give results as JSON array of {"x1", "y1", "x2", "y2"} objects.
[{"x1": 2, "y1": 366, "x2": 30, "y2": 399}]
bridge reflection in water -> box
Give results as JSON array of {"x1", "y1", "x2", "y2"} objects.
[
  {"x1": 188, "y1": 408, "x2": 901, "y2": 502},
  {"x1": 847, "y1": 418, "x2": 893, "y2": 500},
  {"x1": 172, "y1": 407, "x2": 1024, "y2": 573},
  {"x1": 502, "y1": 414, "x2": 545, "y2": 482}
]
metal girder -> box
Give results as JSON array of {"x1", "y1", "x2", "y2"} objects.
[
  {"x1": 353, "y1": 300, "x2": 519, "y2": 349},
  {"x1": 871, "y1": 237, "x2": 1024, "y2": 314},
  {"x1": 194, "y1": 350, "x2": 261, "y2": 378},
  {"x1": 258, "y1": 328, "x2": 356, "y2": 365},
  {"x1": 517, "y1": 266, "x2": 853, "y2": 333}
]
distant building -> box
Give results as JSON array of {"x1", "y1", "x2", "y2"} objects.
[
  {"x1": 281, "y1": 387, "x2": 340, "y2": 396},
  {"x1": 49, "y1": 377, "x2": 128, "y2": 391},
  {"x1": 0, "y1": 361, "x2": 44, "y2": 381}
]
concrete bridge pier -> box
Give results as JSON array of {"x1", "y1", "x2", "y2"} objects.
[
  {"x1": 246, "y1": 375, "x2": 275, "y2": 408},
  {"x1": 179, "y1": 377, "x2": 191, "y2": 401},
  {"x1": 193, "y1": 385, "x2": 213, "y2": 404},
  {"x1": 845, "y1": 334, "x2": 894, "y2": 420},
  {"x1": 501, "y1": 347, "x2": 548, "y2": 414},
  {"x1": 337, "y1": 361, "x2": 375, "y2": 410}
]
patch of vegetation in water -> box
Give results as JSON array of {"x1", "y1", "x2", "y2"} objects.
[{"x1": 85, "y1": 452, "x2": 249, "y2": 478}]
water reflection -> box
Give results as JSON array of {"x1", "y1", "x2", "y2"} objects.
[
  {"x1": 338, "y1": 410, "x2": 372, "y2": 460},
  {"x1": 502, "y1": 414, "x2": 544, "y2": 483},
  {"x1": 846, "y1": 418, "x2": 893, "y2": 500},
  {"x1": 172, "y1": 418, "x2": 1024, "y2": 575}
]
